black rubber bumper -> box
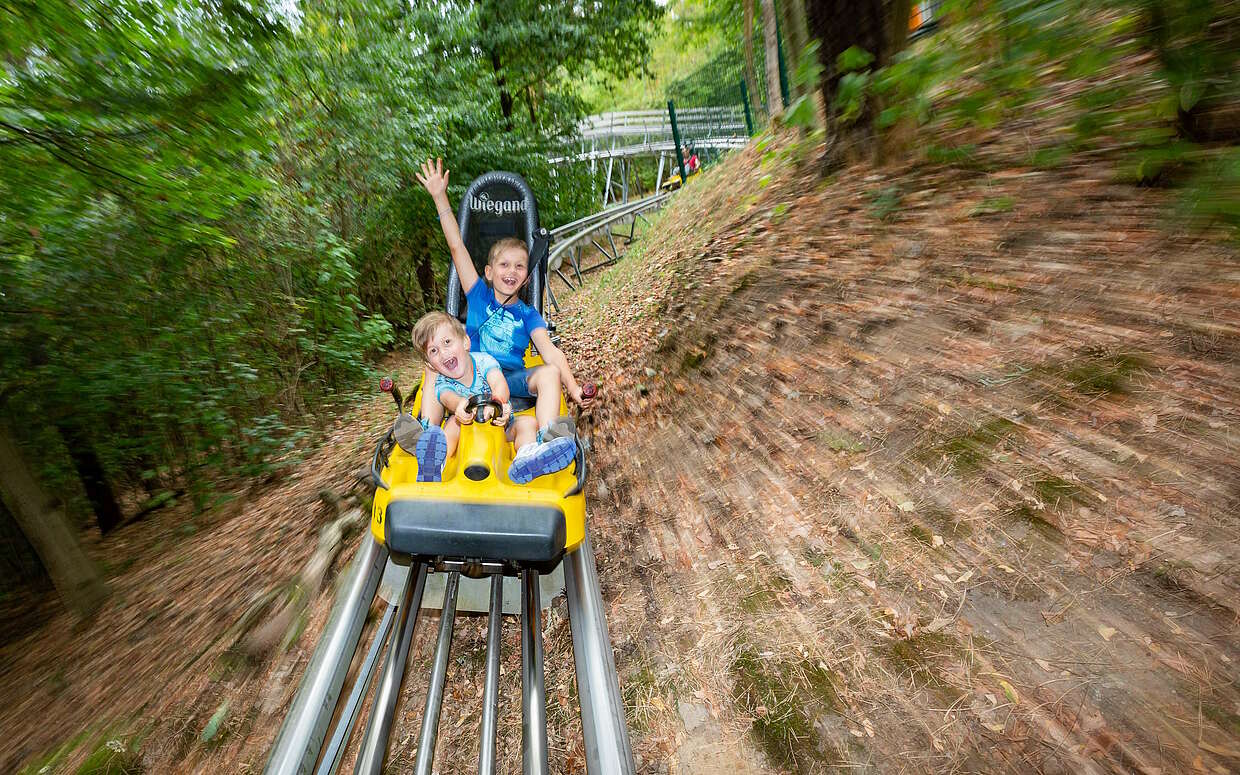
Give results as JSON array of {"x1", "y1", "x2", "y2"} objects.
[{"x1": 383, "y1": 499, "x2": 567, "y2": 564}]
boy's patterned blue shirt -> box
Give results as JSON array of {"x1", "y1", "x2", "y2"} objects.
[
  {"x1": 464, "y1": 281, "x2": 547, "y2": 372},
  {"x1": 434, "y1": 351, "x2": 501, "y2": 403}
]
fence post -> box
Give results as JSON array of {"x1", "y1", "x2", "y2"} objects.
[
  {"x1": 740, "y1": 80, "x2": 755, "y2": 136},
  {"x1": 774, "y1": 5, "x2": 791, "y2": 107},
  {"x1": 667, "y1": 100, "x2": 687, "y2": 183}
]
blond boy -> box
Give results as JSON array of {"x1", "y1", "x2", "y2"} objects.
[
  {"x1": 408, "y1": 311, "x2": 577, "y2": 484},
  {"x1": 415, "y1": 159, "x2": 594, "y2": 450}
]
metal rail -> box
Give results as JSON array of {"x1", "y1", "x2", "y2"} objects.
[
  {"x1": 544, "y1": 192, "x2": 671, "y2": 311},
  {"x1": 264, "y1": 537, "x2": 388, "y2": 775},
  {"x1": 521, "y1": 570, "x2": 549, "y2": 774},
  {"x1": 478, "y1": 575, "x2": 503, "y2": 775},
  {"x1": 577, "y1": 107, "x2": 747, "y2": 140},
  {"x1": 268, "y1": 535, "x2": 631, "y2": 775},
  {"x1": 566, "y1": 531, "x2": 636, "y2": 774},
  {"x1": 548, "y1": 136, "x2": 748, "y2": 165},
  {"x1": 353, "y1": 563, "x2": 427, "y2": 775},
  {"x1": 315, "y1": 602, "x2": 396, "y2": 775},
  {"x1": 413, "y1": 572, "x2": 459, "y2": 775}
]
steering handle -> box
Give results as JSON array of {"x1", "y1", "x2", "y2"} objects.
[{"x1": 464, "y1": 394, "x2": 506, "y2": 424}]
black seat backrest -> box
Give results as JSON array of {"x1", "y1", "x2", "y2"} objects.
[{"x1": 446, "y1": 171, "x2": 548, "y2": 323}]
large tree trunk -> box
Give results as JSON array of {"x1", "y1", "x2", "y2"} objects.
[
  {"x1": 885, "y1": 0, "x2": 913, "y2": 61},
  {"x1": 743, "y1": 0, "x2": 759, "y2": 114},
  {"x1": 760, "y1": 0, "x2": 784, "y2": 115},
  {"x1": 0, "y1": 423, "x2": 108, "y2": 617},
  {"x1": 806, "y1": 0, "x2": 907, "y2": 161}
]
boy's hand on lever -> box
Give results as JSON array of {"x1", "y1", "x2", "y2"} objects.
[
  {"x1": 494, "y1": 401, "x2": 512, "y2": 428},
  {"x1": 454, "y1": 401, "x2": 474, "y2": 425},
  {"x1": 572, "y1": 382, "x2": 597, "y2": 408},
  {"x1": 415, "y1": 157, "x2": 449, "y2": 200}
]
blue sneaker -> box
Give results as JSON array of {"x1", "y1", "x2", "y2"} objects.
[
  {"x1": 414, "y1": 425, "x2": 448, "y2": 482},
  {"x1": 508, "y1": 437, "x2": 576, "y2": 485}
]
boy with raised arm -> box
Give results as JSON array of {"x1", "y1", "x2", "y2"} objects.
[{"x1": 414, "y1": 158, "x2": 593, "y2": 482}]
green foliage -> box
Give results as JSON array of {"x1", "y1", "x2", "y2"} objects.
[
  {"x1": 833, "y1": 71, "x2": 872, "y2": 125},
  {"x1": 75, "y1": 736, "x2": 143, "y2": 775},
  {"x1": 0, "y1": 0, "x2": 661, "y2": 540},
  {"x1": 807, "y1": 0, "x2": 1239, "y2": 237},
  {"x1": 836, "y1": 45, "x2": 875, "y2": 74},
  {"x1": 868, "y1": 186, "x2": 904, "y2": 222},
  {"x1": 784, "y1": 41, "x2": 825, "y2": 129},
  {"x1": 581, "y1": 0, "x2": 762, "y2": 114}
]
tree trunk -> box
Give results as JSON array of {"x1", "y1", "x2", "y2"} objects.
[
  {"x1": 416, "y1": 247, "x2": 438, "y2": 312},
  {"x1": 0, "y1": 423, "x2": 108, "y2": 617},
  {"x1": 885, "y1": 0, "x2": 913, "y2": 62},
  {"x1": 761, "y1": 0, "x2": 784, "y2": 114},
  {"x1": 778, "y1": 1, "x2": 800, "y2": 92},
  {"x1": 805, "y1": 0, "x2": 890, "y2": 162},
  {"x1": 55, "y1": 420, "x2": 124, "y2": 534},
  {"x1": 788, "y1": 0, "x2": 812, "y2": 59},
  {"x1": 18, "y1": 336, "x2": 124, "y2": 534},
  {"x1": 488, "y1": 48, "x2": 514, "y2": 132},
  {"x1": 743, "y1": 0, "x2": 760, "y2": 115},
  {"x1": 525, "y1": 85, "x2": 538, "y2": 127},
  {"x1": 779, "y1": 0, "x2": 811, "y2": 96}
]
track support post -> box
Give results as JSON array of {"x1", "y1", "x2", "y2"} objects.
[{"x1": 667, "y1": 100, "x2": 687, "y2": 183}]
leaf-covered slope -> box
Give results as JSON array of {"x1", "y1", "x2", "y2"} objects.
[{"x1": 555, "y1": 131, "x2": 1240, "y2": 772}]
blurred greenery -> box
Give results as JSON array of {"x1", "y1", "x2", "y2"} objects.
[
  {"x1": 581, "y1": 0, "x2": 765, "y2": 113},
  {"x1": 0, "y1": 0, "x2": 658, "y2": 536}
]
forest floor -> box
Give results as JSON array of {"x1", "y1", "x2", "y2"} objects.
[{"x1": 3, "y1": 124, "x2": 1239, "y2": 774}]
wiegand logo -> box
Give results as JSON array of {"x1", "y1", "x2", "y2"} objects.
[{"x1": 470, "y1": 191, "x2": 526, "y2": 215}]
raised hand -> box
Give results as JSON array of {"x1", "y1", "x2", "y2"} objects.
[{"x1": 415, "y1": 157, "x2": 450, "y2": 200}]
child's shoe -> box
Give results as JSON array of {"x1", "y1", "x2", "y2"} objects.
[
  {"x1": 539, "y1": 416, "x2": 577, "y2": 443},
  {"x1": 508, "y1": 437, "x2": 576, "y2": 484},
  {"x1": 414, "y1": 425, "x2": 448, "y2": 482},
  {"x1": 392, "y1": 413, "x2": 426, "y2": 452}
]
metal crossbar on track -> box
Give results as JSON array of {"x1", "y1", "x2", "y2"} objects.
[
  {"x1": 548, "y1": 137, "x2": 748, "y2": 165},
  {"x1": 264, "y1": 537, "x2": 635, "y2": 775}
]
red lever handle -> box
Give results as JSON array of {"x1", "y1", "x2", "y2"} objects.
[
  {"x1": 380, "y1": 377, "x2": 394, "y2": 393},
  {"x1": 581, "y1": 383, "x2": 597, "y2": 400}
]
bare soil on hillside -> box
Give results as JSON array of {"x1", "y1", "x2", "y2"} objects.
[{"x1": 0, "y1": 367, "x2": 414, "y2": 774}]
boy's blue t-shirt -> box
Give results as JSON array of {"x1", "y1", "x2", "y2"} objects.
[
  {"x1": 434, "y1": 351, "x2": 501, "y2": 403},
  {"x1": 464, "y1": 280, "x2": 547, "y2": 373}
]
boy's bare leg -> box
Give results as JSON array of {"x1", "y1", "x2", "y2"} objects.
[
  {"x1": 509, "y1": 416, "x2": 538, "y2": 450},
  {"x1": 419, "y1": 367, "x2": 437, "y2": 416},
  {"x1": 528, "y1": 364, "x2": 562, "y2": 431},
  {"x1": 443, "y1": 418, "x2": 461, "y2": 459}
]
